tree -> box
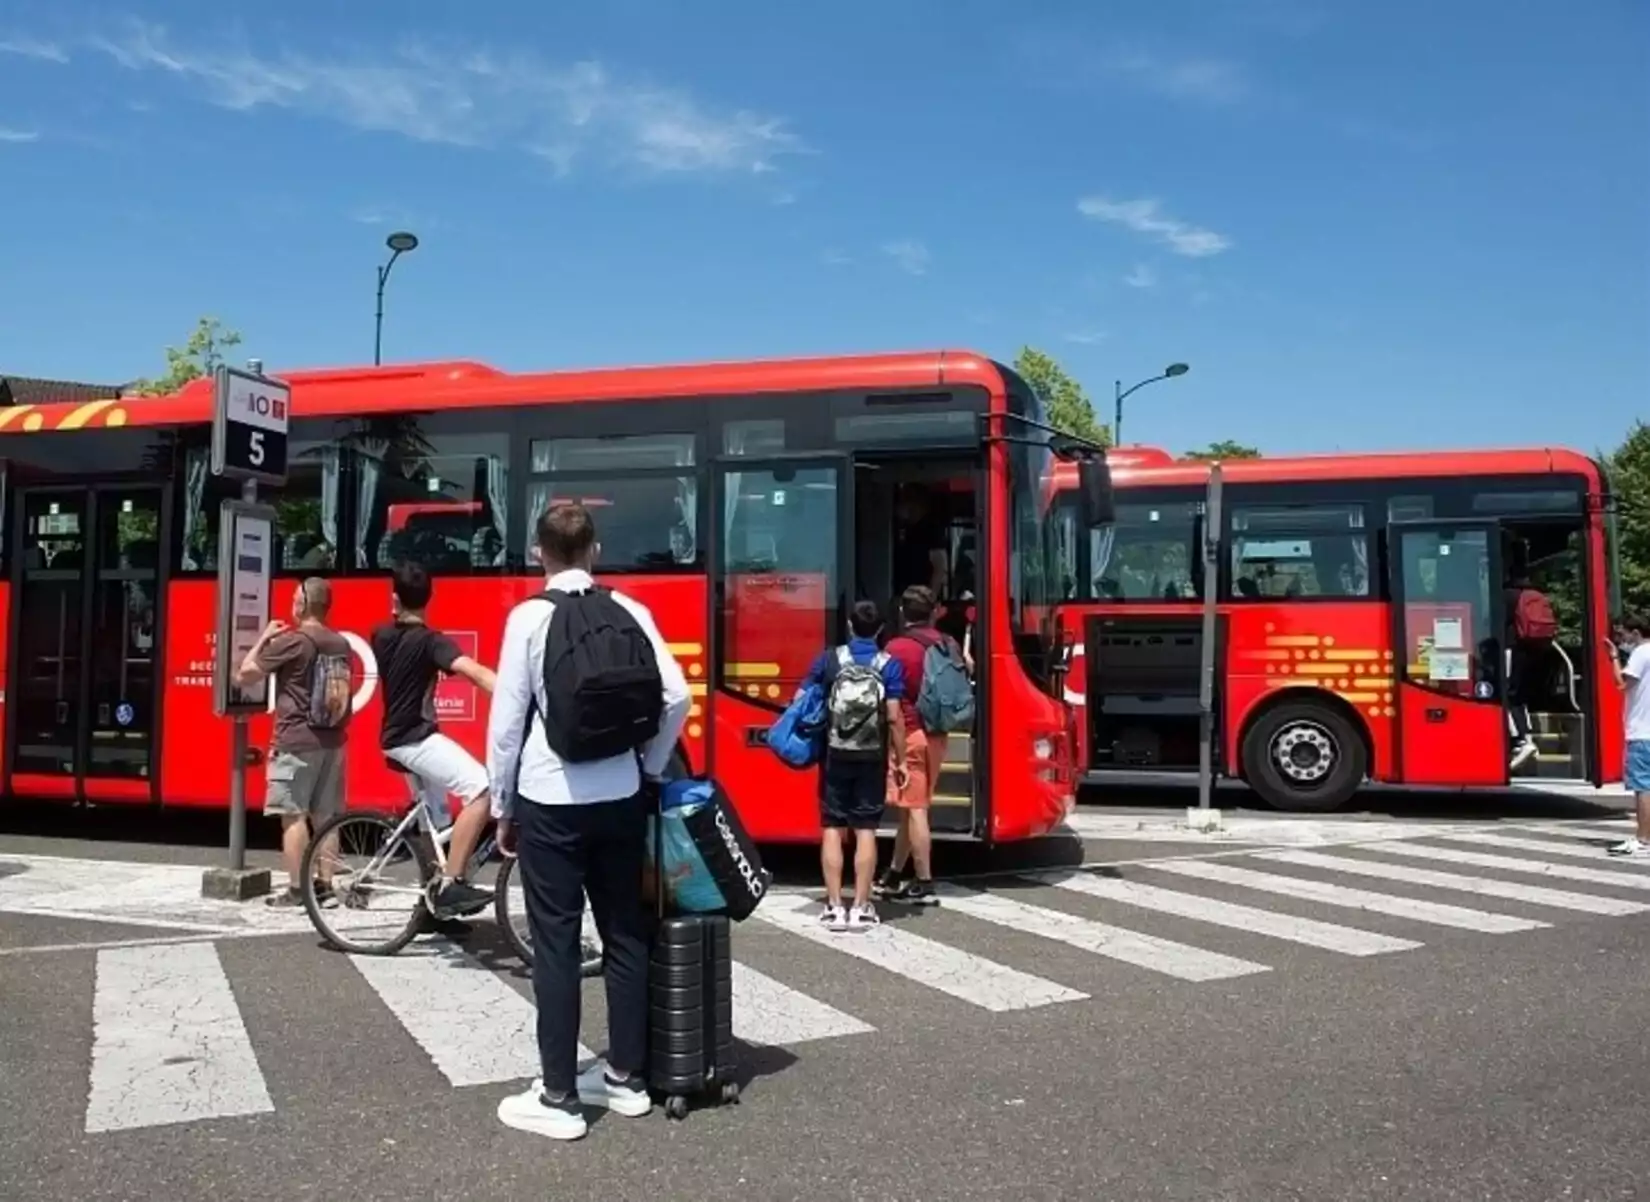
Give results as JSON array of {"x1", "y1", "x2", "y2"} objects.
[
  {"x1": 131, "y1": 317, "x2": 243, "y2": 395},
  {"x1": 1013, "y1": 346, "x2": 1109, "y2": 446},
  {"x1": 1607, "y1": 420, "x2": 1650, "y2": 618},
  {"x1": 1184, "y1": 439, "x2": 1261, "y2": 461}
]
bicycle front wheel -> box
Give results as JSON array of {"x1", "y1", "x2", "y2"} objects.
[
  {"x1": 494, "y1": 856, "x2": 605, "y2": 977},
  {"x1": 301, "y1": 811, "x2": 433, "y2": 956}
]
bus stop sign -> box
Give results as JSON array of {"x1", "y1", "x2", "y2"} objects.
[{"x1": 212, "y1": 365, "x2": 290, "y2": 485}]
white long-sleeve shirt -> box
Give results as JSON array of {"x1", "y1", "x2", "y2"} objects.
[{"x1": 486, "y1": 569, "x2": 691, "y2": 817}]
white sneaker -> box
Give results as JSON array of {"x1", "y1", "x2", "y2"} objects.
[
  {"x1": 1607, "y1": 837, "x2": 1650, "y2": 859},
  {"x1": 847, "y1": 903, "x2": 881, "y2": 931},
  {"x1": 576, "y1": 1062, "x2": 652, "y2": 1117},
  {"x1": 1510, "y1": 739, "x2": 1538, "y2": 770},
  {"x1": 497, "y1": 1080, "x2": 587, "y2": 1141},
  {"x1": 819, "y1": 903, "x2": 849, "y2": 932}
]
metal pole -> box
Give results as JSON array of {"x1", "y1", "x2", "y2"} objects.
[
  {"x1": 1197, "y1": 463, "x2": 1223, "y2": 812},
  {"x1": 1113, "y1": 380, "x2": 1123, "y2": 447},
  {"x1": 228, "y1": 357, "x2": 263, "y2": 870},
  {"x1": 374, "y1": 266, "x2": 386, "y2": 366}
]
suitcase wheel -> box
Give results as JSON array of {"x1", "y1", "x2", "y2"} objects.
[
  {"x1": 721, "y1": 1081, "x2": 741, "y2": 1105},
  {"x1": 664, "y1": 1094, "x2": 689, "y2": 1121}
]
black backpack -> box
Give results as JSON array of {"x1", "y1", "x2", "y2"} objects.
[{"x1": 539, "y1": 587, "x2": 663, "y2": 763}]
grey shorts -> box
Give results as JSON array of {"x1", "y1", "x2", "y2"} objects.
[{"x1": 265, "y1": 748, "x2": 345, "y2": 820}]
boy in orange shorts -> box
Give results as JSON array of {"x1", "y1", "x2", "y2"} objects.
[{"x1": 875, "y1": 585, "x2": 952, "y2": 905}]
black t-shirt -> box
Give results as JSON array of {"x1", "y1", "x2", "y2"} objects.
[
  {"x1": 371, "y1": 620, "x2": 462, "y2": 750},
  {"x1": 894, "y1": 518, "x2": 946, "y2": 594}
]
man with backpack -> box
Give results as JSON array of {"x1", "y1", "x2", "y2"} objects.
[
  {"x1": 800, "y1": 599, "x2": 908, "y2": 932},
  {"x1": 875, "y1": 585, "x2": 973, "y2": 906},
  {"x1": 1505, "y1": 567, "x2": 1559, "y2": 770},
  {"x1": 372, "y1": 561, "x2": 498, "y2": 920},
  {"x1": 234, "y1": 577, "x2": 353, "y2": 909},
  {"x1": 487, "y1": 502, "x2": 690, "y2": 1142}
]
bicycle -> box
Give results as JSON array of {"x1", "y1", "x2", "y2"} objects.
[{"x1": 300, "y1": 802, "x2": 604, "y2": 975}]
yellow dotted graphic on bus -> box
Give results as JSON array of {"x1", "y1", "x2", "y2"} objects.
[
  {"x1": 106, "y1": 408, "x2": 128, "y2": 427},
  {"x1": 688, "y1": 663, "x2": 703, "y2": 678},
  {"x1": 1323, "y1": 636, "x2": 1335, "y2": 647},
  {"x1": 767, "y1": 684, "x2": 781, "y2": 699},
  {"x1": 22, "y1": 412, "x2": 42, "y2": 431},
  {"x1": 687, "y1": 723, "x2": 703, "y2": 739},
  {"x1": 689, "y1": 703, "x2": 702, "y2": 718}
]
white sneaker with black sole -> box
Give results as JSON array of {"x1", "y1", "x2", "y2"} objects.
[{"x1": 1607, "y1": 837, "x2": 1650, "y2": 859}]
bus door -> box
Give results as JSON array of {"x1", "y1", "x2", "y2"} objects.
[
  {"x1": 1387, "y1": 520, "x2": 1509, "y2": 787},
  {"x1": 5, "y1": 484, "x2": 167, "y2": 802},
  {"x1": 709, "y1": 454, "x2": 852, "y2": 841}
]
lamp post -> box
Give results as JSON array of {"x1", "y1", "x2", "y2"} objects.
[
  {"x1": 374, "y1": 231, "x2": 420, "y2": 366},
  {"x1": 1113, "y1": 362, "x2": 1189, "y2": 447}
]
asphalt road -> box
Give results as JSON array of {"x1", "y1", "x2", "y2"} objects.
[{"x1": 1, "y1": 790, "x2": 1644, "y2": 1201}]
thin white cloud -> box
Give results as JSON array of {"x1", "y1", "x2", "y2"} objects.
[
  {"x1": 1124, "y1": 263, "x2": 1158, "y2": 289},
  {"x1": 1100, "y1": 50, "x2": 1249, "y2": 106},
  {"x1": 0, "y1": 127, "x2": 40, "y2": 143},
  {"x1": 881, "y1": 239, "x2": 930, "y2": 276},
  {"x1": 80, "y1": 21, "x2": 803, "y2": 177},
  {"x1": 0, "y1": 36, "x2": 68, "y2": 63},
  {"x1": 1078, "y1": 196, "x2": 1232, "y2": 258},
  {"x1": 1063, "y1": 329, "x2": 1109, "y2": 346},
  {"x1": 820, "y1": 248, "x2": 853, "y2": 267}
]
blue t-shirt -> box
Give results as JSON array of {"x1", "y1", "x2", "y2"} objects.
[{"x1": 802, "y1": 637, "x2": 905, "y2": 700}]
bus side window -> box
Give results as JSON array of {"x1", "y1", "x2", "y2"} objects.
[{"x1": 1227, "y1": 502, "x2": 1371, "y2": 599}]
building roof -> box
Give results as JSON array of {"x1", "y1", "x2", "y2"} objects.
[{"x1": 0, "y1": 375, "x2": 127, "y2": 407}]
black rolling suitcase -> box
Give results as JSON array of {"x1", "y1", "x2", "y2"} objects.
[
  {"x1": 647, "y1": 797, "x2": 740, "y2": 1120},
  {"x1": 649, "y1": 913, "x2": 739, "y2": 1119}
]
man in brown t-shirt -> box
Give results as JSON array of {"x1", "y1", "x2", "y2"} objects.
[{"x1": 235, "y1": 576, "x2": 352, "y2": 908}]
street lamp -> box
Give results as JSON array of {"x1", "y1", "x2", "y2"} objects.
[
  {"x1": 1113, "y1": 362, "x2": 1189, "y2": 447},
  {"x1": 374, "y1": 231, "x2": 420, "y2": 366}
]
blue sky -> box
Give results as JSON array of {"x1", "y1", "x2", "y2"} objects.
[{"x1": 2, "y1": 0, "x2": 1645, "y2": 455}]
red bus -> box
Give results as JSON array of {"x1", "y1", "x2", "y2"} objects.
[
  {"x1": 1049, "y1": 446, "x2": 1623, "y2": 810},
  {"x1": 0, "y1": 351, "x2": 1098, "y2": 843}
]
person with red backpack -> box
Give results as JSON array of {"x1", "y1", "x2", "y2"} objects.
[{"x1": 1505, "y1": 569, "x2": 1560, "y2": 770}]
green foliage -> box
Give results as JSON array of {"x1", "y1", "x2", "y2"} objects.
[
  {"x1": 1607, "y1": 420, "x2": 1650, "y2": 618},
  {"x1": 1184, "y1": 439, "x2": 1261, "y2": 461},
  {"x1": 1013, "y1": 346, "x2": 1110, "y2": 446},
  {"x1": 132, "y1": 317, "x2": 243, "y2": 396}
]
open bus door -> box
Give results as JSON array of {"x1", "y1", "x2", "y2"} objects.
[
  {"x1": 5, "y1": 483, "x2": 169, "y2": 802},
  {"x1": 1387, "y1": 520, "x2": 1510, "y2": 787},
  {"x1": 709, "y1": 454, "x2": 853, "y2": 841}
]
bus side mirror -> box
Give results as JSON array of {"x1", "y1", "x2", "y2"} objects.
[{"x1": 1078, "y1": 456, "x2": 1115, "y2": 527}]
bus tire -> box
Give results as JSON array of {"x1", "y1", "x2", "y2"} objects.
[{"x1": 1240, "y1": 699, "x2": 1366, "y2": 813}]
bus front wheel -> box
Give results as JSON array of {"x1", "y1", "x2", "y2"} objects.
[{"x1": 1241, "y1": 700, "x2": 1366, "y2": 813}]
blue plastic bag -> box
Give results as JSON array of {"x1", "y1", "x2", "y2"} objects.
[
  {"x1": 765, "y1": 681, "x2": 825, "y2": 768},
  {"x1": 648, "y1": 808, "x2": 728, "y2": 915}
]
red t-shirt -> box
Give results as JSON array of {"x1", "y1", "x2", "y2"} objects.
[{"x1": 885, "y1": 627, "x2": 949, "y2": 734}]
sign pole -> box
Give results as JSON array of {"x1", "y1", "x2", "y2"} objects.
[
  {"x1": 1189, "y1": 462, "x2": 1224, "y2": 833},
  {"x1": 202, "y1": 357, "x2": 290, "y2": 901}
]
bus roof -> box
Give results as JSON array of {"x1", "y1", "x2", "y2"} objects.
[
  {"x1": 0, "y1": 349, "x2": 1007, "y2": 436},
  {"x1": 1052, "y1": 444, "x2": 1604, "y2": 489}
]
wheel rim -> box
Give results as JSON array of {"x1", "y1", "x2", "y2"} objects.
[
  {"x1": 1269, "y1": 719, "x2": 1338, "y2": 788},
  {"x1": 304, "y1": 816, "x2": 427, "y2": 953}
]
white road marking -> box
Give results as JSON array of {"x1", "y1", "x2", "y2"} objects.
[
  {"x1": 1455, "y1": 832, "x2": 1650, "y2": 864},
  {"x1": 348, "y1": 940, "x2": 589, "y2": 1087},
  {"x1": 1365, "y1": 841, "x2": 1650, "y2": 891},
  {"x1": 1150, "y1": 859, "x2": 1548, "y2": 933},
  {"x1": 936, "y1": 884, "x2": 1269, "y2": 981},
  {"x1": 1258, "y1": 850, "x2": 1647, "y2": 917},
  {"x1": 86, "y1": 942, "x2": 273, "y2": 1133},
  {"x1": 730, "y1": 961, "x2": 874, "y2": 1046},
  {"x1": 1036, "y1": 872, "x2": 1420, "y2": 956},
  {"x1": 753, "y1": 894, "x2": 1086, "y2": 1011}
]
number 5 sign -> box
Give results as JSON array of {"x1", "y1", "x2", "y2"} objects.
[{"x1": 212, "y1": 364, "x2": 291, "y2": 485}]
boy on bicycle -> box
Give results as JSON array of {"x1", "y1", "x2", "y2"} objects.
[{"x1": 373, "y1": 561, "x2": 498, "y2": 919}]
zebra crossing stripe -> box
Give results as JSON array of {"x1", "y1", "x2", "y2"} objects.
[
  {"x1": 731, "y1": 962, "x2": 875, "y2": 1046},
  {"x1": 87, "y1": 942, "x2": 273, "y2": 1133},
  {"x1": 1036, "y1": 871, "x2": 1421, "y2": 956},
  {"x1": 1149, "y1": 859, "x2": 1549, "y2": 933},
  {"x1": 1536, "y1": 823, "x2": 1635, "y2": 842},
  {"x1": 935, "y1": 884, "x2": 1269, "y2": 981},
  {"x1": 1258, "y1": 850, "x2": 1648, "y2": 917},
  {"x1": 753, "y1": 894, "x2": 1087, "y2": 1011},
  {"x1": 348, "y1": 941, "x2": 591, "y2": 1087},
  {"x1": 1446, "y1": 832, "x2": 1650, "y2": 866},
  {"x1": 1363, "y1": 841, "x2": 1650, "y2": 891}
]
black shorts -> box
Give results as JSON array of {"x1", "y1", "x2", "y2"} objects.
[{"x1": 821, "y1": 761, "x2": 886, "y2": 831}]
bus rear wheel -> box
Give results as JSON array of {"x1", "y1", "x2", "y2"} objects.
[{"x1": 1241, "y1": 700, "x2": 1366, "y2": 813}]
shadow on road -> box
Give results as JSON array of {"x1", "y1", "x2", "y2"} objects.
[{"x1": 1076, "y1": 779, "x2": 1630, "y2": 823}]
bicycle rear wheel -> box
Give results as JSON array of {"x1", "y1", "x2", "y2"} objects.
[
  {"x1": 301, "y1": 811, "x2": 432, "y2": 956},
  {"x1": 494, "y1": 856, "x2": 605, "y2": 977}
]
